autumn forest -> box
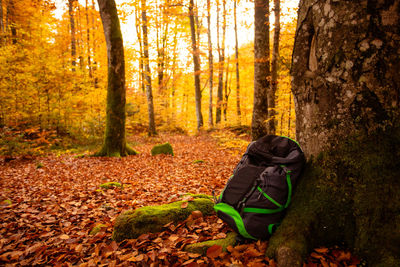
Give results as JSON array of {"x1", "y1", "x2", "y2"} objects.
[
  {"x1": 1, "y1": 0, "x2": 400, "y2": 266},
  {"x1": 0, "y1": 0, "x2": 297, "y2": 153}
]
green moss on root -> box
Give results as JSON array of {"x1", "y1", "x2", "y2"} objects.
[
  {"x1": 184, "y1": 232, "x2": 237, "y2": 255},
  {"x1": 151, "y1": 142, "x2": 174, "y2": 156},
  {"x1": 181, "y1": 193, "x2": 213, "y2": 200},
  {"x1": 266, "y1": 127, "x2": 400, "y2": 266},
  {"x1": 112, "y1": 197, "x2": 214, "y2": 242}
]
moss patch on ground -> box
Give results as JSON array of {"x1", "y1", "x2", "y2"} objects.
[
  {"x1": 99, "y1": 182, "x2": 122, "y2": 189},
  {"x1": 184, "y1": 232, "x2": 237, "y2": 255},
  {"x1": 112, "y1": 197, "x2": 214, "y2": 242},
  {"x1": 151, "y1": 142, "x2": 174, "y2": 156},
  {"x1": 89, "y1": 224, "x2": 107, "y2": 235}
]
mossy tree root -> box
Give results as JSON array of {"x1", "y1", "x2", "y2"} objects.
[
  {"x1": 112, "y1": 197, "x2": 214, "y2": 242},
  {"x1": 184, "y1": 232, "x2": 237, "y2": 255},
  {"x1": 267, "y1": 129, "x2": 400, "y2": 267}
]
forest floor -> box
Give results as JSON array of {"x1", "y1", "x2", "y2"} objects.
[{"x1": 0, "y1": 131, "x2": 359, "y2": 266}]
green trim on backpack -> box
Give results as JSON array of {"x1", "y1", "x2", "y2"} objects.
[
  {"x1": 280, "y1": 136, "x2": 302, "y2": 150},
  {"x1": 257, "y1": 187, "x2": 283, "y2": 208},
  {"x1": 243, "y1": 168, "x2": 292, "y2": 214},
  {"x1": 243, "y1": 206, "x2": 283, "y2": 214},
  {"x1": 214, "y1": 203, "x2": 257, "y2": 240},
  {"x1": 284, "y1": 170, "x2": 292, "y2": 208},
  {"x1": 268, "y1": 223, "x2": 280, "y2": 235}
]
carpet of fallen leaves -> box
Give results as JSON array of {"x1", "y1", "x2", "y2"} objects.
[{"x1": 0, "y1": 133, "x2": 361, "y2": 266}]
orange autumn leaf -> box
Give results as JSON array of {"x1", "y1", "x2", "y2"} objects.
[
  {"x1": 314, "y1": 247, "x2": 329, "y2": 253},
  {"x1": 206, "y1": 244, "x2": 222, "y2": 258}
]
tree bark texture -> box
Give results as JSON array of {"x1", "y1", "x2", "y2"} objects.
[
  {"x1": 267, "y1": 1, "x2": 400, "y2": 266},
  {"x1": 234, "y1": 0, "x2": 241, "y2": 125},
  {"x1": 292, "y1": 0, "x2": 399, "y2": 157},
  {"x1": 189, "y1": 0, "x2": 203, "y2": 130},
  {"x1": 251, "y1": 0, "x2": 270, "y2": 140},
  {"x1": 95, "y1": 0, "x2": 136, "y2": 157},
  {"x1": 141, "y1": 0, "x2": 157, "y2": 136},
  {"x1": 269, "y1": 0, "x2": 280, "y2": 135},
  {"x1": 207, "y1": 0, "x2": 214, "y2": 127}
]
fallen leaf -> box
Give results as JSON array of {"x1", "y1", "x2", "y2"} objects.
[
  {"x1": 181, "y1": 201, "x2": 189, "y2": 208},
  {"x1": 314, "y1": 247, "x2": 329, "y2": 253},
  {"x1": 191, "y1": 210, "x2": 203, "y2": 219},
  {"x1": 169, "y1": 234, "x2": 179, "y2": 242},
  {"x1": 321, "y1": 260, "x2": 330, "y2": 267},
  {"x1": 75, "y1": 244, "x2": 84, "y2": 253},
  {"x1": 206, "y1": 244, "x2": 222, "y2": 258},
  {"x1": 337, "y1": 251, "x2": 351, "y2": 262},
  {"x1": 59, "y1": 234, "x2": 70, "y2": 240}
]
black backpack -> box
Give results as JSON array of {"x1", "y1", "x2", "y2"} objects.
[{"x1": 214, "y1": 135, "x2": 305, "y2": 240}]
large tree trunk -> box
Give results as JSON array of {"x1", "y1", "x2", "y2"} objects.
[
  {"x1": 251, "y1": 0, "x2": 270, "y2": 140},
  {"x1": 189, "y1": 0, "x2": 203, "y2": 130},
  {"x1": 266, "y1": 1, "x2": 400, "y2": 266},
  {"x1": 207, "y1": 0, "x2": 214, "y2": 127},
  {"x1": 95, "y1": 0, "x2": 136, "y2": 157},
  {"x1": 141, "y1": 0, "x2": 157, "y2": 136}
]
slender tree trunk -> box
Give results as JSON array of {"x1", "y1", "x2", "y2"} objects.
[
  {"x1": 234, "y1": 0, "x2": 241, "y2": 125},
  {"x1": 91, "y1": 0, "x2": 98, "y2": 87},
  {"x1": 189, "y1": 0, "x2": 203, "y2": 130},
  {"x1": 85, "y1": 0, "x2": 92, "y2": 78},
  {"x1": 0, "y1": 0, "x2": 4, "y2": 45},
  {"x1": 68, "y1": 0, "x2": 77, "y2": 71},
  {"x1": 268, "y1": 0, "x2": 280, "y2": 135},
  {"x1": 141, "y1": 0, "x2": 157, "y2": 136},
  {"x1": 7, "y1": 0, "x2": 16, "y2": 44},
  {"x1": 155, "y1": 2, "x2": 163, "y2": 95},
  {"x1": 223, "y1": 56, "x2": 230, "y2": 121},
  {"x1": 251, "y1": 0, "x2": 270, "y2": 140},
  {"x1": 95, "y1": 0, "x2": 136, "y2": 157},
  {"x1": 207, "y1": 0, "x2": 214, "y2": 127},
  {"x1": 157, "y1": 3, "x2": 168, "y2": 102},
  {"x1": 287, "y1": 92, "x2": 291, "y2": 136},
  {"x1": 194, "y1": 1, "x2": 201, "y2": 48},
  {"x1": 215, "y1": 0, "x2": 224, "y2": 124},
  {"x1": 135, "y1": 7, "x2": 145, "y2": 93},
  {"x1": 170, "y1": 25, "x2": 178, "y2": 123},
  {"x1": 266, "y1": 1, "x2": 400, "y2": 266},
  {"x1": 77, "y1": 5, "x2": 84, "y2": 70}
]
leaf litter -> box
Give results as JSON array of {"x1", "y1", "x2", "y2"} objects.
[{"x1": 0, "y1": 133, "x2": 360, "y2": 266}]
